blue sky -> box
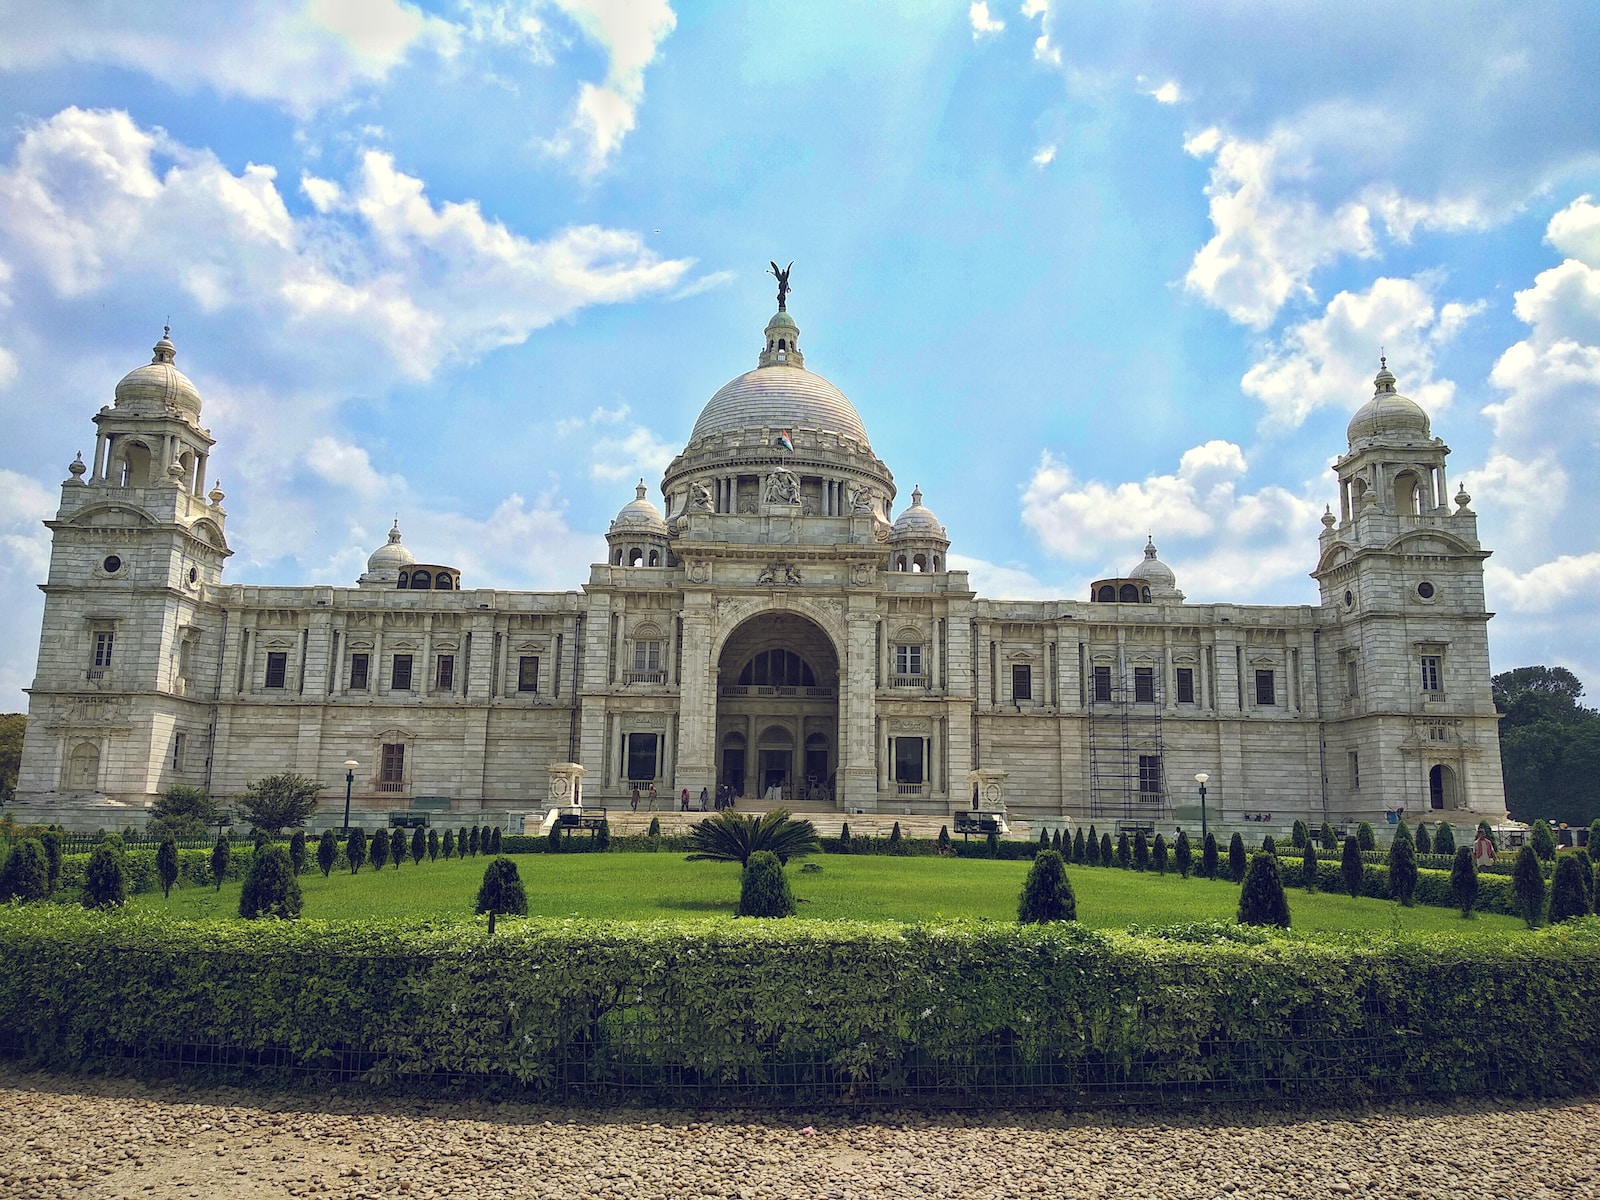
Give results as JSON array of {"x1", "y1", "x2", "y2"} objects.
[{"x1": 2, "y1": 1, "x2": 1599, "y2": 710}]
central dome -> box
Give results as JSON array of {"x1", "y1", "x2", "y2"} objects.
[{"x1": 690, "y1": 364, "x2": 870, "y2": 446}]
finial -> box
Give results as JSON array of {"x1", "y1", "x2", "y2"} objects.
[
  {"x1": 1144, "y1": 536, "x2": 1158, "y2": 558},
  {"x1": 388, "y1": 518, "x2": 403, "y2": 543},
  {"x1": 911, "y1": 485, "x2": 923, "y2": 506},
  {"x1": 208, "y1": 481, "x2": 225, "y2": 505},
  {"x1": 1321, "y1": 505, "x2": 1336, "y2": 528},
  {"x1": 1454, "y1": 485, "x2": 1472, "y2": 512},
  {"x1": 635, "y1": 478, "x2": 648, "y2": 500},
  {"x1": 67, "y1": 452, "x2": 87, "y2": 483}
]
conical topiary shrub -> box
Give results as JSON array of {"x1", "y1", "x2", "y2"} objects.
[
  {"x1": 211, "y1": 834, "x2": 230, "y2": 891},
  {"x1": 82, "y1": 844, "x2": 127, "y2": 909},
  {"x1": 1388, "y1": 830, "x2": 1418, "y2": 907},
  {"x1": 239, "y1": 845, "x2": 303, "y2": 920},
  {"x1": 413, "y1": 827, "x2": 427, "y2": 864},
  {"x1": 476, "y1": 856, "x2": 528, "y2": 934},
  {"x1": 1237, "y1": 853, "x2": 1291, "y2": 928},
  {"x1": 428, "y1": 828, "x2": 440, "y2": 860},
  {"x1": 1227, "y1": 833, "x2": 1246, "y2": 882},
  {"x1": 1291, "y1": 819, "x2": 1308, "y2": 849},
  {"x1": 1434, "y1": 822, "x2": 1456, "y2": 855},
  {"x1": 1550, "y1": 854, "x2": 1591, "y2": 924},
  {"x1": 1511, "y1": 845, "x2": 1545, "y2": 928},
  {"x1": 369, "y1": 828, "x2": 390, "y2": 871},
  {"x1": 1085, "y1": 826, "x2": 1101, "y2": 866},
  {"x1": 1115, "y1": 833, "x2": 1130, "y2": 869},
  {"x1": 317, "y1": 830, "x2": 338, "y2": 877},
  {"x1": 289, "y1": 830, "x2": 307, "y2": 875},
  {"x1": 1319, "y1": 821, "x2": 1338, "y2": 852},
  {"x1": 156, "y1": 838, "x2": 179, "y2": 899},
  {"x1": 346, "y1": 827, "x2": 367, "y2": 874},
  {"x1": 1415, "y1": 824, "x2": 1432, "y2": 855},
  {"x1": 1153, "y1": 833, "x2": 1168, "y2": 875},
  {"x1": 1073, "y1": 828, "x2": 1086, "y2": 863},
  {"x1": 442, "y1": 828, "x2": 455, "y2": 859},
  {"x1": 1017, "y1": 849, "x2": 1076, "y2": 923},
  {"x1": 1357, "y1": 822, "x2": 1376, "y2": 851},
  {"x1": 1133, "y1": 830, "x2": 1149, "y2": 871},
  {"x1": 0, "y1": 839, "x2": 50, "y2": 903},
  {"x1": 738, "y1": 849, "x2": 796, "y2": 918},
  {"x1": 1450, "y1": 845, "x2": 1478, "y2": 917},
  {"x1": 1101, "y1": 832, "x2": 1112, "y2": 866},
  {"x1": 1341, "y1": 835, "x2": 1364, "y2": 898},
  {"x1": 1202, "y1": 832, "x2": 1218, "y2": 879},
  {"x1": 1174, "y1": 830, "x2": 1192, "y2": 879}
]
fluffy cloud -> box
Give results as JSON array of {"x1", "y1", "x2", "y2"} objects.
[
  {"x1": 1031, "y1": 144, "x2": 1057, "y2": 167},
  {"x1": 1241, "y1": 275, "x2": 1480, "y2": 430},
  {"x1": 1149, "y1": 81, "x2": 1181, "y2": 105},
  {"x1": 969, "y1": 2, "x2": 1004, "y2": 38},
  {"x1": 305, "y1": 436, "x2": 405, "y2": 498},
  {"x1": 1021, "y1": 0, "x2": 1059, "y2": 65},
  {"x1": 0, "y1": 468, "x2": 56, "y2": 706},
  {"x1": 546, "y1": 0, "x2": 677, "y2": 175}
]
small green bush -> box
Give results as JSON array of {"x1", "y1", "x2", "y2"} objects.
[
  {"x1": 1450, "y1": 846, "x2": 1478, "y2": 918},
  {"x1": 1512, "y1": 846, "x2": 1546, "y2": 928},
  {"x1": 39, "y1": 831, "x2": 61, "y2": 895},
  {"x1": 288, "y1": 830, "x2": 307, "y2": 875},
  {"x1": 239, "y1": 846, "x2": 303, "y2": 920},
  {"x1": 1551, "y1": 856, "x2": 1591, "y2": 924},
  {"x1": 1357, "y1": 821, "x2": 1376, "y2": 851},
  {"x1": 1301, "y1": 840, "x2": 1318, "y2": 892},
  {"x1": 427, "y1": 828, "x2": 440, "y2": 861},
  {"x1": 1434, "y1": 822, "x2": 1456, "y2": 855},
  {"x1": 838, "y1": 822, "x2": 852, "y2": 853},
  {"x1": 1017, "y1": 849, "x2": 1076, "y2": 923},
  {"x1": 596, "y1": 819, "x2": 610, "y2": 852},
  {"x1": 1115, "y1": 833, "x2": 1130, "y2": 869},
  {"x1": 986, "y1": 831, "x2": 999, "y2": 859},
  {"x1": 413, "y1": 827, "x2": 427, "y2": 864},
  {"x1": 475, "y1": 856, "x2": 528, "y2": 929},
  {"x1": 1319, "y1": 821, "x2": 1338, "y2": 852},
  {"x1": 1227, "y1": 833, "x2": 1245, "y2": 883},
  {"x1": 155, "y1": 839, "x2": 179, "y2": 899},
  {"x1": 738, "y1": 850, "x2": 795, "y2": 918},
  {"x1": 648, "y1": 817, "x2": 662, "y2": 838},
  {"x1": 1531, "y1": 819, "x2": 1556, "y2": 862},
  {"x1": 210, "y1": 835, "x2": 230, "y2": 892},
  {"x1": 82, "y1": 845, "x2": 126, "y2": 909},
  {"x1": 546, "y1": 824, "x2": 561, "y2": 853},
  {"x1": 317, "y1": 831, "x2": 338, "y2": 877},
  {"x1": 0, "y1": 839, "x2": 49, "y2": 903},
  {"x1": 442, "y1": 829, "x2": 456, "y2": 859},
  {"x1": 1237, "y1": 854, "x2": 1290, "y2": 928},
  {"x1": 1416, "y1": 824, "x2": 1433, "y2": 854},
  {"x1": 1261, "y1": 834, "x2": 1277, "y2": 857},
  {"x1": 1342, "y1": 835, "x2": 1364, "y2": 899},
  {"x1": 1085, "y1": 826, "x2": 1101, "y2": 867},
  {"x1": 1152, "y1": 833, "x2": 1168, "y2": 876},
  {"x1": 1133, "y1": 830, "x2": 1149, "y2": 871},
  {"x1": 1291, "y1": 819, "x2": 1308, "y2": 849},
  {"x1": 468, "y1": 827, "x2": 481, "y2": 857},
  {"x1": 936, "y1": 826, "x2": 950, "y2": 854},
  {"x1": 346, "y1": 827, "x2": 367, "y2": 874},
  {"x1": 370, "y1": 829, "x2": 390, "y2": 871},
  {"x1": 1073, "y1": 828, "x2": 1085, "y2": 863},
  {"x1": 1100, "y1": 832, "x2": 1112, "y2": 866},
  {"x1": 1389, "y1": 832, "x2": 1418, "y2": 908},
  {"x1": 1201, "y1": 832, "x2": 1218, "y2": 880},
  {"x1": 1174, "y1": 831, "x2": 1192, "y2": 879}
]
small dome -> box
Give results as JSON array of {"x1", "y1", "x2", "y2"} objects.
[
  {"x1": 114, "y1": 328, "x2": 203, "y2": 419},
  {"x1": 892, "y1": 486, "x2": 947, "y2": 539},
  {"x1": 367, "y1": 520, "x2": 416, "y2": 573},
  {"x1": 610, "y1": 480, "x2": 669, "y2": 537},
  {"x1": 1128, "y1": 537, "x2": 1175, "y2": 586},
  {"x1": 1347, "y1": 359, "x2": 1430, "y2": 445}
]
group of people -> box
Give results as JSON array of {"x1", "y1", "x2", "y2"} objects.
[{"x1": 628, "y1": 783, "x2": 659, "y2": 812}]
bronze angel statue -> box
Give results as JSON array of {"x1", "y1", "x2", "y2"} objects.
[{"x1": 769, "y1": 260, "x2": 793, "y2": 310}]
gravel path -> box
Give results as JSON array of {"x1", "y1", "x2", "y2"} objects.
[{"x1": 1, "y1": 1066, "x2": 1596, "y2": 1199}]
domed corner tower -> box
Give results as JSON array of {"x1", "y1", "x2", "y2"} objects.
[
  {"x1": 17, "y1": 328, "x2": 233, "y2": 824},
  {"x1": 888, "y1": 486, "x2": 951, "y2": 574},
  {"x1": 605, "y1": 480, "x2": 672, "y2": 569},
  {"x1": 1089, "y1": 538, "x2": 1184, "y2": 605},
  {"x1": 1312, "y1": 359, "x2": 1505, "y2": 827}
]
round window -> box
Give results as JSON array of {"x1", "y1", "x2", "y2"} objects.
[
  {"x1": 102, "y1": 555, "x2": 121, "y2": 574},
  {"x1": 1343, "y1": 590, "x2": 1354, "y2": 608},
  {"x1": 188, "y1": 567, "x2": 199, "y2": 584},
  {"x1": 1417, "y1": 581, "x2": 1436, "y2": 599}
]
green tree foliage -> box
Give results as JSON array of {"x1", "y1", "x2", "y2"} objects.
[
  {"x1": 1450, "y1": 846, "x2": 1478, "y2": 917},
  {"x1": 1261, "y1": 834, "x2": 1277, "y2": 857},
  {"x1": 647, "y1": 817, "x2": 662, "y2": 839},
  {"x1": 1435, "y1": 822, "x2": 1456, "y2": 855},
  {"x1": 546, "y1": 824, "x2": 561, "y2": 853},
  {"x1": 1301, "y1": 840, "x2": 1318, "y2": 892},
  {"x1": 148, "y1": 784, "x2": 219, "y2": 840},
  {"x1": 1237, "y1": 854, "x2": 1291, "y2": 928},
  {"x1": 686, "y1": 809, "x2": 821, "y2": 867},
  {"x1": 1100, "y1": 832, "x2": 1112, "y2": 866},
  {"x1": 1550, "y1": 855, "x2": 1591, "y2": 924},
  {"x1": 1038, "y1": 825, "x2": 1050, "y2": 850},
  {"x1": 1152, "y1": 833, "x2": 1168, "y2": 875},
  {"x1": 1341, "y1": 835, "x2": 1364, "y2": 899},
  {"x1": 82, "y1": 844, "x2": 126, "y2": 908},
  {"x1": 1227, "y1": 833, "x2": 1245, "y2": 883},
  {"x1": 427, "y1": 828, "x2": 440, "y2": 860},
  {"x1": 442, "y1": 829, "x2": 455, "y2": 859},
  {"x1": 489, "y1": 827, "x2": 502, "y2": 855},
  {"x1": 1133, "y1": 829, "x2": 1149, "y2": 871},
  {"x1": 936, "y1": 825, "x2": 951, "y2": 853},
  {"x1": 210, "y1": 835, "x2": 230, "y2": 891},
  {"x1": 1389, "y1": 832, "x2": 1418, "y2": 907},
  {"x1": 317, "y1": 830, "x2": 337, "y2": 877},
  {"x1": 346, "y1": 827, "x2": 367, "y2": 874},
  {"x1": 39, "y1": 831, "x2": 61, "y2": 895},
  {"x1": 1576, "y1": 850, "x2": 1595, "y2": 908},
  {"x1": 1319, "y1": 821, "x2": 1338, "y2": 852},
  {"x1": 1494, "y1": 665, "x2": 1600, "y2": 825},
  {"x1": 413, "y1": 827, "x2": 427, "y2": 864},
  {"x1": 1175, "y1": 830, "x2": 1192, "y2": 879},
  {"x1": 468, "y1": 826, "x2": 481, "y2": 857},
  {"x1": 475, "y1": 857, "x2": 528, "y2": 932},
  {"x1": 0, "y1": 713, "x2": 25, "y2": 803},
  {"x1": 1051, "y1": 828, "x2": 1062, "y2": 853},
  {"x1": 156, "y1": 838, "x2": 179, "y2": 899},
  {"x1": 237, "y1": 772, "x2": 323, "y2": 835},
  {"x1": 838, "y1": 822, "x2": 852, "y2": 852},
  {"x1": 1511, "y1": 845, "x2": 1545, "y2": 928},
  {"x1": 1073, "y1": 827, "x2": 1086, "y2": 863},
  {"x1": 1291, "y1": 819, "x2": 1309, "y2": 849},
  {"x1": 1531, "y1": 819, "x2": 1557, "y2": 862},
  {"x1": 289, "y1": 830, "x2": 307, "y2": 875},
  {"x1": 1356, "y1": 822, "x2": 1376, "y2": 852},
  {"x1": 1201, "y1": 832, "x2": 1218, "y2": 880},
  {"x1": 737, "y1": 850, "x2": 796, "y2": 918},
  {"x1": 0, "y1": 838, "x2": 49, "y2": 902},
  {"x1": 1588, "y1": 819, "x2": 1600, "y2": 854},
  {"x1": 1085, "y1": 825, "x2": 1101, "y2": 866},
  {"x1": 1415, "y1": 824, "x2": 1432, "y2": 854},
  {"x1": 239, "y1": 846, "x2": 303, "y2": 920},
  {"x1": 370, "y1": 828, "x2": 390, "y2": 871},
  {"x1": 1017, "y1": 849, "x2": 1076, "y2": 923},
  {"x1": 596, "y1": 819, "x2": 611, "y2": 852},
  {"x1": 1115, "y1": 833, "x2": 1131, "y2": 869},
  {"x1": 986, "y1": 831, "x2": 999, "y2": 858}
]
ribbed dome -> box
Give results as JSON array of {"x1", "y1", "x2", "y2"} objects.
[
  {"x1": 689, "y1": 364, "x2": 870, "y2": 446},
  {"x1": 610, "y1": 481, "x2": 669, "y2": 537},
  {"x1": 367, "y1": 521, "x2": 416, "y2": 572},
  {"x1": 1128, "y1": 538, "x2": 1175, "y2": 586},
  {"x1": 892, "y1": 486, "x2": 947, "y2": 538},
  {"x1": 115, "y1": 329, "x2": 202, "y2": 419},
  {"x1": 1347, "y1": 360, "x2": 1430, "y2": 445}
]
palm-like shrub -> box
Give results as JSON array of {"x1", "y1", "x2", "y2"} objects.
[
  {"x1": 1237, "y1": 854, "x2": 1291, "y2": 928},
  {"x1": 1511, "y1": 845, "x2": 1545, "y2": 928},
  {"x1": 239, "y1": 846, "x2": 302, "y2": 920},
  {"x1": 1227, "y1": 833, "x2": 1245, "y2": 882},
  {"x1": 738, "y1": 850, "x2": 796, "y2": 918},
  {"x1": 476, "y1": 856, "x2": 528, "y2": 933},
  {"x1": 156, "y1": 838, "x2": 179, "y2": 899},
  {"x1": 317, "y1": 830, "x2": 338, "y2": 877},
  {"x1": 1341, "y1": 835, "x2": 1364, "y2": 898},
  {"x1": 686, "y1": 808, "x2": 820, "y2": 867},
  {"x1": 1174, "y1": 830, "x2": 1192, "y2": 879},
  {"x1": 1550, "y1": 855, "x2": 1591, "y2": 923},
  {"x1": 1017, "y1": 849, "x2": 1076, "y2": 923},
  {"x1": 1450, "y1": 845, "x2": 1478, "y2": 917}
]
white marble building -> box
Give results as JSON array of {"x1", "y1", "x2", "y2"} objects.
[{"x1": 15, "y1": 306, "x2": 1508, "y2": 835}]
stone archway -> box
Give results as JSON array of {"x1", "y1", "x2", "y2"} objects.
[
  {"x1": 715, "y1": 611, "x2": 839, "y2": 805},
  {"x1": 1429, "y1": 763, "x2": 1458, "y2": 810}
]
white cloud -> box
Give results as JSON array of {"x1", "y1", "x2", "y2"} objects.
[
  {"x1": 1368, "y1": 188, "x2": 1492, "y2": 242},
  {"x1": 0, "y1": 468, "x2": 55, "y2": 707},
  {"x1": 947, "y1": 553, "x2": 1059, "y2": 601},
  {"x1": 1485, "y1": 553, "x2": 1600, "y2": 615},
  {"x1": 1240, "y1": 276, "x2": 1481, "y2": 430},
  {"x1": 590, "y1": 425, "x2": 674, "y2": 484},
  {"x1": 969, "y1": 2, "x2": 1005, "y2": 38},
  {"x1": 1020, "y1": 0, "x2": 1059, "y2": 64},
  {"x1": 305, "y1": 436, "x2": 404, "y2": 498},
  {"x1": 0, "y1": 345, "x2": 16, "y2": 390},
  {"x1": 545, "y1": 0, "x2": 677, "y2": 175},
  {"x1": 1031, "y1": 144, "x2": 1056, "y2": 167},
  {"x1": 1150, "y1": 81, "x2": 1181, "y2": 105},
  {"x1": 1546, "y1": 194, "x2": 1600, "y2": 267}
]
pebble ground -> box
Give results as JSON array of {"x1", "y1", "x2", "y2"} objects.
[{"x1": 1, "y1": 1066, "x2": 1596, "y2": 1199}]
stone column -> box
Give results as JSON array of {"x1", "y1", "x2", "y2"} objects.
[
  {"x1": 837, "y1": 598, "x2": 880, "y2": 810},
  {"x1": 674, "y1": 598, "x2": 716, "y2": 800}
]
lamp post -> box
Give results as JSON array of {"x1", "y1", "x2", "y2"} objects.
[
  {"x1": 342, "y1": 759, "x2": 360, "y2": 833},
  {"x1": 1194, "y1": 772, "x2": 1210, "y2": 844}
]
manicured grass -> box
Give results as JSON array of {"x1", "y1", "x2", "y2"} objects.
[{"x1": 130, "y1": 852, "x2": 1528, "y2": 935}]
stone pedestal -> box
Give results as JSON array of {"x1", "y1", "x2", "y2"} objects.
[
  {"x1": 547, "y1": 762, "x2": 586, "y2": 808},
  {"x1": 965, "y1": 768, "x2": 1009, "y2": 811}
]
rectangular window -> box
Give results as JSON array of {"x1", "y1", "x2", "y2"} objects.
[
  {"x1": 171, "y1": 731, "x2": 186, "y2": 772},
  {"x1": 1138, "y1": 754, "x2": 1162, "y2": 794},
  {"x1": 264, "y1": 651, "x2": 288, "y2": 689},
  {"x1": 1349, "y1": 750, "x2": 1360, "y2": 790},
  {"x1": 626, "y1": 732, "x2": 659, "y2": 782},
  {"x1": 177, "y1": 639, "x2": 194, "y2": 680},
  {"x1": 380, "y1": 743, "x2": 405, "y2": 787},
  {"x1": 1176, "y1": 667, "x2": 1195, "y2": 704},
  {"x1": 893, "y1": 737, "x2": 925, "y2": 785},
  {"x1": 894, "y1": 643, "x2": 923, "y2": 676},
  {"x1": 1093, "y1": 665, "x2": 1112, "y2": 702},
  {"x1": 391, "y1": 654, "x2": 413, "y2": 691},
  {"x1": 1346, "y1": 658, "x2": 1359, "y2": 697},
  {"x1": 1255, "y1": 669, "x2": 1276, "y2": 706},
  {"x1": 92, "y1": 631, "x2": 114, "y2": 669},
  {"x1": 1134, "y1": 666, "x2": 1155, "y2": 703},
  {"x1": 632, "y1": 640, "x2": 662, "y2": 672},
  {"x1": 435, "y1": 654, "x2": 455, "y2": 691},
  {"x1": 1420, "y1": 655, "x2": 1442, "y2": 694},
  {"x1": 1011, "y1": 663, "x2": 1032, "y2": 702},
  {"x1": 349, "y1": 653, "x2": 370, "y2": 690},
  {"x1": 518, "y1": 655, "x2": 539, "y2": 692}
]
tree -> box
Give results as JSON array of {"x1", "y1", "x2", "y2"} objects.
[
  {"x1": 1115, "y1": 832, "x2": 1130, "y2": 869},
  {"x1": 1495, "y1": 666, "x2": 1600, "y2": 826},
  {"x1": 1511, "y1": 845, "x2": 1545, "y2": 928},
  {"x1": 289, "y1": 830, "x2": 307, "y2": 875},
  {"x1": 1577, "y1": 850, "x2": 1596, "y2": 909},
  {"x1": 1175, "y1": 830, "x2": 1192, "y2": 879},
  {"x1": 1388, "y1": 832, "x2": 1418, "y2": 907},
  {"x1": 1100, "y1": 832, "x2": 1112, "y2": 866},
  {"x1": 82, "y1": 844, "x2": 126, "y2": 908},
  {"x1": 1301, "y1": 840, "x2": 1318, "y2": 892},
  {"x1": 986, "y1": 831, "x2": 999, "y2": 858},
  {"x1": 686, "y1": 809, "x2": 821, "y2": 867},
  {"x1": 210, "y1": 834, "x2": 230, "y2": 891},
  {"x1": 1152, "y1": 833, "x2": 1168, "y2": 875},
  {"x1": 1051, "y1": 828, "x2": 1062, "y2": 853},
  {"x1": 148, "y1": 784, "x2": 219, "y2": 840},
  {"x1": 1133, "y1": 829, "x2": 1149, "y2": 871},
  {"x1": 1201, "y1": 832, "x2": 1218, "y2": 880},
  {"x1": 0, "y1": 838, "x2": 49, "y2": 902},
  {"x1": 39, "y1": 830, "x2": 61, "y2": 895},
  {"x1": 596, "y1": 818, "x2": 611, "y2": 852},
  {"x1": 1434, "y1": 822, "x2": 1457, "y2": 855},
  {"x1": 442, "y1": 829, "x2": 455, "y2": 859},
  {"x1": 1037, "y1": 825, "x2": 1050, "y2": 850},
  {"x1": 1589, "y1": 819, "x2": 1600, "y2": 854},
  {"x1": 1085, "y1": 825, "x2": 1101, "y2": 866},
  {"x1": 1291, "y1": 819, "x2": 1308, "y2": 849},
  {"x1": 1450, "y1": 846, "x2": 1478, "y2": 917},
  {"x1": 488, "y1": 827, "x2": 502, "y2": 855},
  {"x1": 1319, "y1": 821, "x2": 1338, "y2": 852},
  {"x1": 546, "y1": 824, "x2": 561, "y2": 853},
  {"x1": 156, "y1": 838, "x2": 179, "y2": 899},
  {"x1": 738, "y1": 850, "x2": 796, "y2": 918},
  {"x1": 468, "y1": 826, "x2": 480, "y2": 857},
  {"x1": 236, "y1": 772, "x2": 323, "y2": 836},
  {"x1": 1550, "y1": 855, "x2": 1591, "y2": 923},
  {"x1": 413, "y1": 827, "x2": 427, "y2": 864},
  {"x1": 1227, "y1": 833, "x2": 1246, "y2": 882},
  {"x1": 1356, "y1": 821, "x2": 1376, "y2": 852},
  {"x1": 1531, "y1": 819, "x2": 1557, "y2": 862},
  {"x1": 1237, "y1": 854, "x2": 1291, "y2": 928},
  {"x1": 370, "y1": 828, "x2": 390, "y2": 871},
  {"x1": 317, "y1": 830, "x2": 337, "y2": 877},
  {"x1": 475, "y1": 857, "x2": 528, "y2": 933},
  {"x1": 346, "y1": 827, "x2": 367, "y2": 874},
  {"x1": 427, "y1": 828, "x2": 440, "y2": 860},
  {"x1": 937, "y1": 825, "x2": 951, "y2": 854},
  {"x1": 1261, "y1": 834, "x2": 1277, "y2": 856},
  {"x1": 1017, "y1": 849, "x2": 1076, "y2": 923},
  {"x1": 1415, "y1": 823, "x2": 1432, "y2": 855},
  {"x1": 239, "y1": 846, "x2": 303, "y2": 920},
  {"x1": 647, "y1": 817, "x2": 662, "y2": 839},
  {"x1": 1073, "y1": 827, "x2": 1086, "y2": 863},
  {"x1": 1341, "y1": 835, "x2": 1364, "y2": 899},
  {"x1": 0, "y1": 713, "x2": 25, "y2": 804},
  {"x1": 838, "y1": 822, "x2": 852, "y2": 853}
]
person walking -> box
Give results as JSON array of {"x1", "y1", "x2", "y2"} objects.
[
  {"x1": 647, "y1": 782, "x2": 658, "y2": 811},
  {"x1": 681, "y1": 787, "x2": 690, "y2": 812},
  {"x1": 700, "y1": 786, "x2": 710, "y2": 811},
  {"x1": 631, "y1": 786, "x2": 640, "y2": 813}
]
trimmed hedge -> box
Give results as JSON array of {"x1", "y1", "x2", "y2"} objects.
[{"x1": 0, "y1": 908, "x2": 1595, "y2": 1105}]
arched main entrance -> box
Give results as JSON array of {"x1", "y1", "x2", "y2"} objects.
[
  {"x1": 716, "y1": 612, "x2": 839, "y2": 805},
  {"x1": 1429, "y1": 763, "x2": 1458, "y2": 810}
]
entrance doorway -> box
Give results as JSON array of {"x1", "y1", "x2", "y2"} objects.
[{"x1": 1429, "y1": 763, "x2": 1457, "y2": 810}]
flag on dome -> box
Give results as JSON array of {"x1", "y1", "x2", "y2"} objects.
[{"x1": 774, "y1": 430, "x2": 794, "y2": 452}]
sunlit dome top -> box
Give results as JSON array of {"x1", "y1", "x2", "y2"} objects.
[
  {"x1": 114, "y1": 328, "x2": 202, "y2": 419},
  {"x1": 1128, "y1": 537, "x2": 1175, "y2": 587},
  {"x1": 610, "y1": 480, "x2": 669, "y2": 537},
  {"x1": 1347, "y1": 359, "x2": 1431, "y2": 446},
  {"x1": 892, "y1": 486, "x2": 947, "y2": 539},
  {"x1": 367, "y1": 521, "x2": 416, "y2": 573}
]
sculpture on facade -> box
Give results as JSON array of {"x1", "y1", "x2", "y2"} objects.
[
  {"x1": 757, "y1": 562, "x2": 803, "y2": 586},
  {"x1": 769, "y1": 260, "x2": 794, "y2": 311},
  {"x1": 765, "y1": 467, "x2": 801, "y2": 505},
  {"x1": 688, "y1": 480, "x2": 715, "y2": 511}
]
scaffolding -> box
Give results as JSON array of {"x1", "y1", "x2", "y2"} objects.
[{"x1": 1087, "y1": 657, "x2": 1171, "y2": 823}]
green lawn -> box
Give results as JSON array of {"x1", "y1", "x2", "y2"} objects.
[{"x1": 131, "y1": 852, "x2": 1527, "y2": 935}]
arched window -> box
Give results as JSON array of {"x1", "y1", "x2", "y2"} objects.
[
  {"x1": 778, "y1": 338, "x2": 787, "y2": 350},
  {"x1": 434, "y1": 573, "x2": 452, "y2": 590},
  {"x1": 648, "y1": 549, "x2": 660, "y2": 567},
  {"x1": 411, "y1": 570, "x2": 432, "y2": 589},
  {"x1": 1393, "y1": 471, "x2": 1421, "y2": 516},
  {"x1": 933, "y1": 555, "x2": 942, "y2": 571},
  {"x1": 613, "y1": 547, "x2": 624, "y2": 565},
  {"x1": 629, "y1": 548, "x2": 644, "y2": 567},
  {"x1": 67, "y1": 742, "x2": 99, "y2": 789},
  {"x1": 738, "y1": 650, "x2": 817, "y2": 687},
  {"x1": 911, "y1": 554, "x2": 927, "y2": 572},
  {"x1": 896, "y1": 555, "x2": 908, "y2": 571},
  {"x1": 1141, "y1": 586, "x2": 1151, "y2": 603},
  {"x1": 1119, "y1": 583, "x2": 1139, "y2": 603},
  {"x1": 1097, "y1": 585, "x2": 1116, "y2": 602},
  {"x1": 397, "y1": 571, "x2": 409, "y2": 589},
  {"x1": 117, "y1": 441, "x2": 152, "y2": 488}
]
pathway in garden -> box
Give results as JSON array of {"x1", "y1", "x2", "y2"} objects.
[{"x1": 0, "y1": 1066, "x2": 1593, "y2": 1199}]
